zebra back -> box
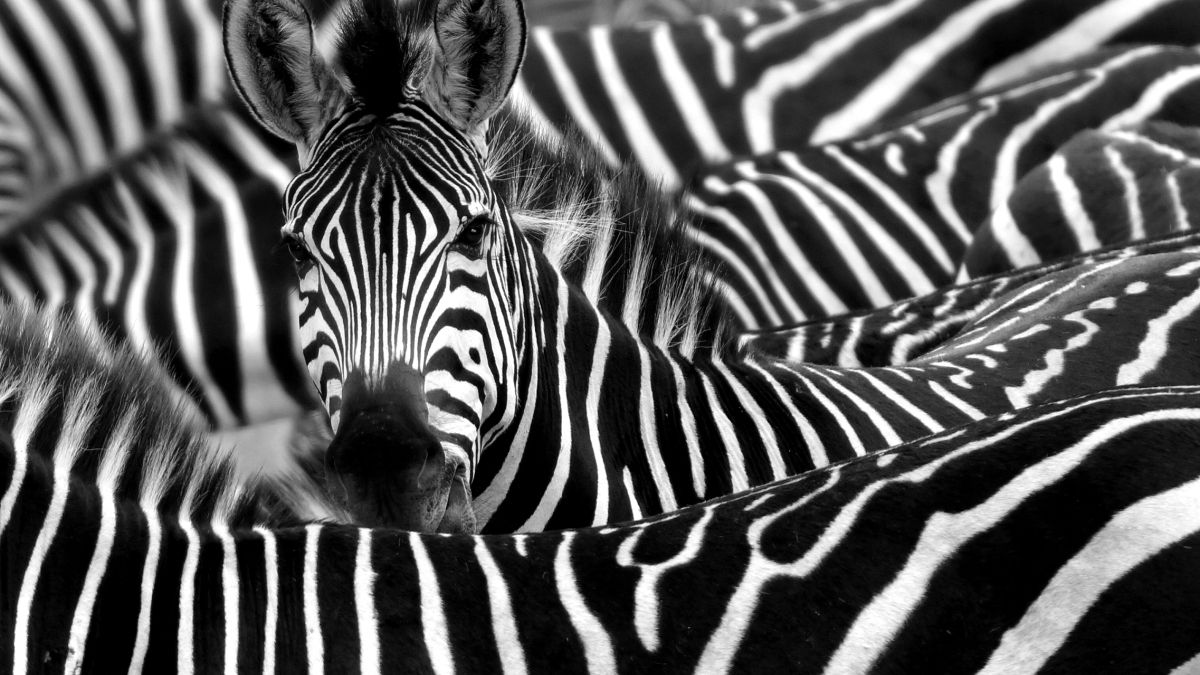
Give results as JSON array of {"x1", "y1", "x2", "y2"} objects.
[
  {"x1": 962, "y1": 119, "x2": 1200, "y2": 278},
  {"x1": 6, "y1": 384, "x2": 1200, "y2": 671},
  {"x1": 740, "y1": 229, "x2": 1200, "y2": 365}
]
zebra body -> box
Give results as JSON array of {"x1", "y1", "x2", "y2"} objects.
[
  {"x1": 7, "y1": 357, "x2": 1200, "y2": 672},
  {"x1": 0, "y1": 108, "x2": 313, "y2": 429},
  {"x1": 226, "y1": 0, "x2": 1200, "y2": 533},
  {"x1": 741, "y1": 229, "x2": 1200, "y2": 366},
  {"x1": 516, "y1": 0, "x2": 1200, "y2": 187},
  {"x1": 688, "y1": 44, "x2": 1200, "y2": 328},
  {"x1": 961, "y1": 119, "x2": 1200, "y2": 279}
]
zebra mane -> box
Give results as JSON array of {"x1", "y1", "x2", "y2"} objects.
[
  {"x1": 0, "y1": 304, "x2": 325, "y2": 527},
  {"x1": 333, "y1": 0, "x2": 433, "y2": 117},
  {"x1": 486, "y1": 107, "x2": 734, "y2": 356}
]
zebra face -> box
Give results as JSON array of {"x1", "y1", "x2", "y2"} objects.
[
  {"x1": 225, "y1": 0, "x2": 528, "y2": 531},
  {"x1": 280, "y1": 106, "x2": 527, "y2": 531}
]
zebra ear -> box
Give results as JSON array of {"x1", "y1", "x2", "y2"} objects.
[
  {"x1": 426, "y1": 0, "x2": 527, "y2": 143},
  {"x1": 223, "y1": 0, "x2": 333, "y2": 146}
]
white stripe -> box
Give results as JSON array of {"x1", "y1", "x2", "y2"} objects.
[
  {"x1": 723, "y1": 167, "x2": 848, "y2": 315},
  {"x1": 518, "y1": 280, "x2": 574, "y2": 532},
  {"x1": 780, "y1": 152, "x2": 915, "y2": 303},
  {"x1": 927, "y1": 106, "x2": 994, "y2": 247},
  {"x1": 530, "y1": 28, "x2": 620, "y2": 166},
  {"x1": 826, "y1": 410, "x2": 1190, "y2": 674},
  {"x1": 813, "y1": 0, "x2": 1028, "y2": 143},
  {"x1": 638, "y1": 343, "x2": 678, "y2": 511},
  {"x1": 555, "y1": 532, "x2": 617, "y2": 673},
  {"x1": 618, "y1": 508, "x2": 715, "y2": 652},
  {"x1": 991, "y1": 48, "x2": 1156, "y2": 213},
  {"x1": 712, "y1": 361, "x2": 788, "y2": 481},
  {"x1": 215, "y1": 524, "x2": 240, "y2": 675},
  {"x1": 590, "y1": 26, "x2": 679, "y2": 188},
  {"x1": 13, "y1": 410, "x2": 92, "y2": 675},
  {"x1": 140, "y1": 0, "x2": 181, "y2": 125},
  {"x1": 256, "y1": 527, "x2": 279, "y2": 675},
  {"x1": 651, "y1": 23, "x2": 730, "y2": 166},
  {"x1": 1005, "y1": 298, "x2": 1114, "y2": 408},
  {"x1": 63, "y1": 429, "x2": 134, "y2": 671},
  {"x1": 304, "y1": 525, "x2": 325, "y2": 675},
  {"x1": 669, "y1": 359, "x2": 707, "y2": 499},
  {"x1": 825, "y1": 145, "x2": 953, "y2": 276},
  {"x1": 683, "y1": 208, "x2": 790, "y2": 326},
  {"x1": 1104, "y1": 145, "x2": 1144, "y2": 241},
  {"x1": 1117, "y1": 261, "x2": 1200, "y2": 384},
  {"x1": 177, "y1": 512, "x2": 200, "y2": 675},
  {"x1": 1103, "y1": 64, "x2": 1200, "y2": 131},
  {"x1": 585, "y1": 319, "x2": 612, "y2": 525},
  {"x1": 743, "y1": 0, "x2": 927, "y2": 150},
  {"x1": 356, "y1": 529, "x2": 381, "y2": 675},
  {"x1": 185, "y1": 146, "x2": 299, "y2": 422},
  {"x1": 696, "y1": 369, "x2": 751, "y2": 493},
  {"x1": 411, "y1": 533, "x2": 455, "y2": 675},
  {"x1": 128, "y1": 503, "x2": 163, "y2": 674},
  {"x1": 805, "y1": 367, "x2": 902, "y2": 447},
  {"x1": 981, "y1": 469, "x2": 1200, "y2": 674},
  {"x1": 475, "y1": 539, "x2": 528, "y2": 675},
  {"x1": 8, "y1": 0, "x2": 107, "y2": 168},
  {"x1": 1048, "y1": 153, "x2": 1103, "y2": 252},
  {"x1": 978, "y1": 0, "x2": 1184, "y2": 90}
]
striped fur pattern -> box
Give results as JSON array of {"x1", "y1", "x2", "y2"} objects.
[
  {"x1": 0, "y1": 108, "x2": 314, "y2": 428},
  {"x1": 0, "y1": 0, "x2": 229, "y2": 226},
  {"x1": 8, "y1": 384, "x2": 1200, "y2": 672},
  {"x1": 0, "y1": 0, "x2": 352, "y2": 229},
  {"x1": 741, "y1": 229, "x2": 1200, "y2": 366},
  {"x1": 0, "y1": 302, "x2": 336, "y2": 675},
  {"x1": 515, "y1": 0, "x2": 1200, "y2": 188},
  {"x1": 229, "y1": 0, "x2": 1200, "y2": 534},
  {"x1": 688, "y1": 44, "x2": 1200, "y2": 329},
  {"x1": 962, "y1": 120, "x2": 1200, "y2": 279}
]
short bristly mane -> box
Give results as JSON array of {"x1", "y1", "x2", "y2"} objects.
[
  {"x1": 334, "y1": 0, "x2": 433, "y2": 116},
  {"x1": 486, "y1": 107, "x2": 734, "y2": 356},
  {"x1": 0, "y1": 304, "x2": 335, "y2": 526}
]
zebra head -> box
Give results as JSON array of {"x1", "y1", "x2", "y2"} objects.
[{"x1": 224, "y1": 0, "x2": 527, "y2": 532}]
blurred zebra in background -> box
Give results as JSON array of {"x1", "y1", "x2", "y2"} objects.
[{"x1": 962, "y1": 120, "x2": 1200, "y2": 278}]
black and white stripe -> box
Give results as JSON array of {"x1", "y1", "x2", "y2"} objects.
[
  {"x1": 515, "y1": 0, "x2": 1200, "y2": 188},
  {"x1": 962, "y1": 119, "x2": 1200, "y2": 279},
  {"x1": 686, "y1": 44, "x2": 1200, "y2": 328},
  {"x1": 741, "y1": 229, "x2": 1200, "y2": 366},
  {"x1": 0, "y1": 108, "x2": 314, "y2": 429},
  {"x1": 228, "y1": 0, "x2": 1200, "y2": 535},
  {"x1": 8, "y1": 375, "x2": 1200, "y2": 672}
]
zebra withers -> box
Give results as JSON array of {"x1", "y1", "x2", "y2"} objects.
[
  {"x1": 225, "y1": 0, "x2": 1200, "y2": 533},
  {"x1": 6, "y1": 364, "x2": 1200, "y2": 670}
]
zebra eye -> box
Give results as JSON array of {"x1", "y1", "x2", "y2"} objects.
[
  {"x1": 453, "y1": 215, "x2": 490, "y2": 253},
  {"x1": 283, "y1": 234, "x2": 315, "y2": 269}
]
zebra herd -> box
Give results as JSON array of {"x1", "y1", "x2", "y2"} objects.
[{"x1": 5, "y1": 0, "x2": 1200, "y2": 671}]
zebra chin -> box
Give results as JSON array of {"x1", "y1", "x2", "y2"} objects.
[{"x1": 327, "y1": 457, "x2": 476, "y2": 533}]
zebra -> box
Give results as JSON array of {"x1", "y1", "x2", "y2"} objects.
[
  {"x1": 0, "y1": 106, "x2": 316, "y2": 431},
  {"x1": 961, "y1": 119, "x2": 1200, "y2": 279},
  {"x1": 514, "y1": 0, "x2": 1200, "y2": 189},
  {"x1": 225, "y1": 0, "x2": 1200, "y2": 534},
  {"x1": 7, "y1": 336, "x2": 1200, "y2": 671},
  {"x1": 686, "y1": 43, "x2": 1200, "y2": 328},
  {"x1": 741, "y1": 228, "x2": 1200, "y2": 366}
]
